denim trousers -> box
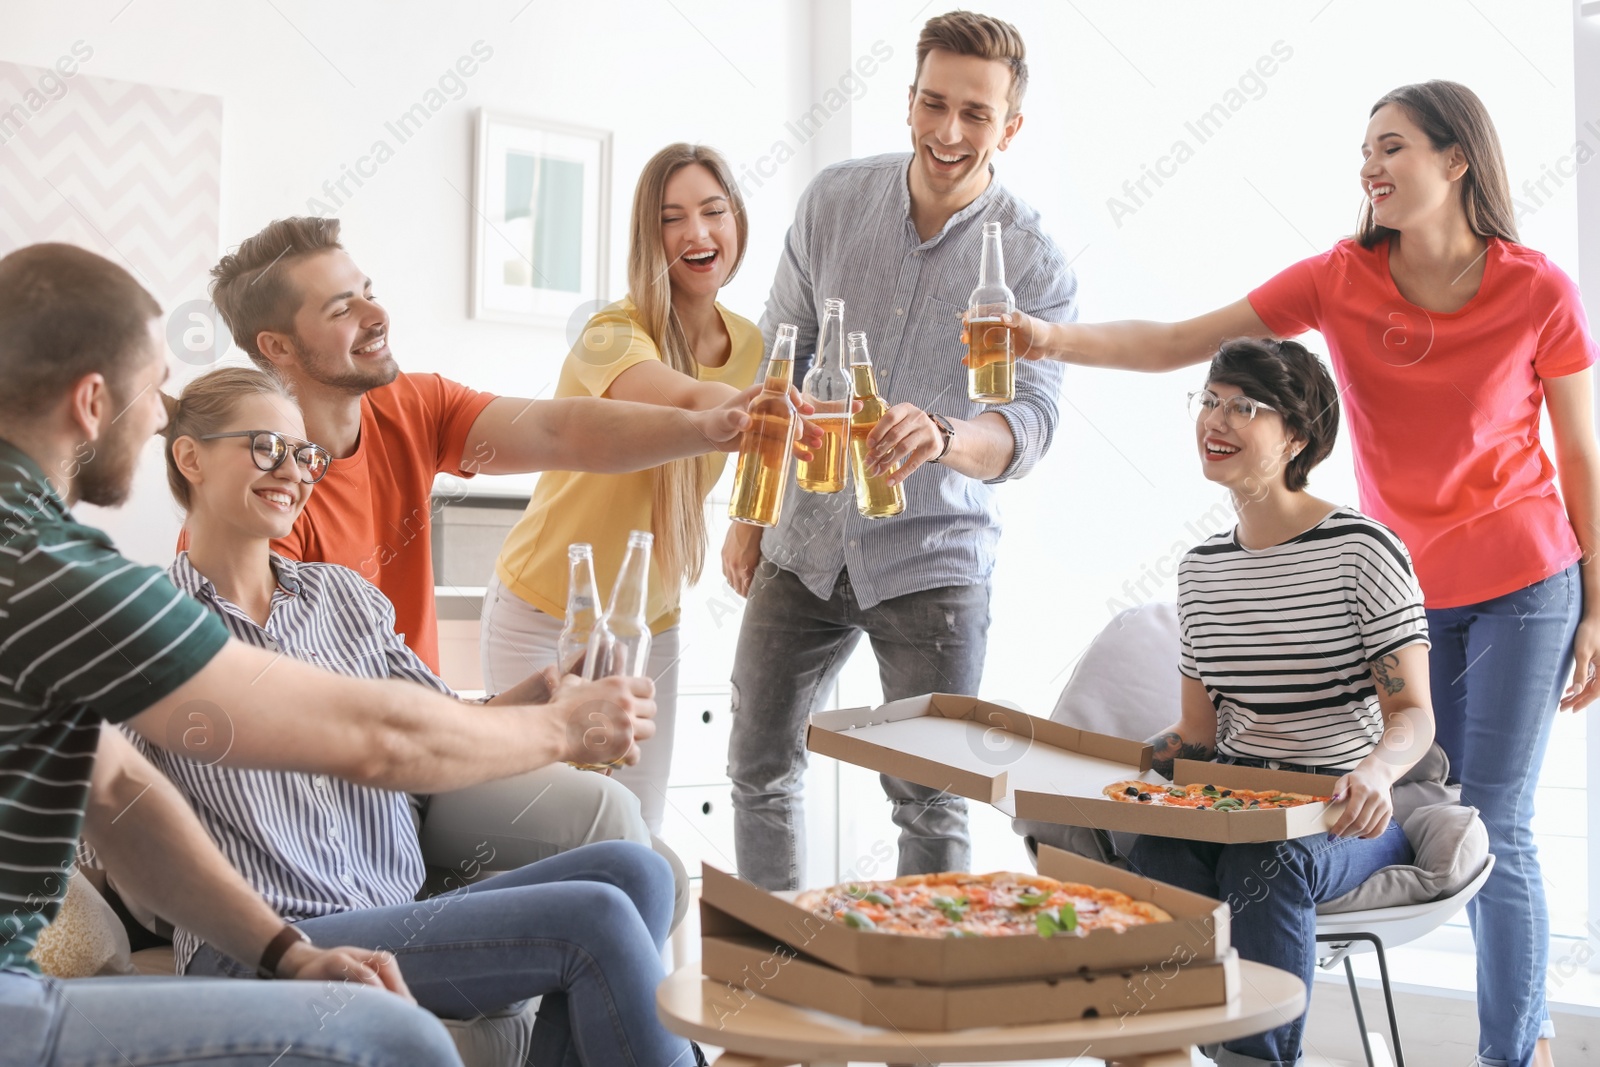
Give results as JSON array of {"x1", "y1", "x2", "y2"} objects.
[
  {"x1": 188, "y1": 841, "x2": 692, "y2": 1067},
  {"x1": 1128, "y1": 821, "x2": 1414, "y2": 1066},
  {"x1": 728, "y1": 565, "x2": 989, "y2": 890},
  {"x1": 0, "y1": 965, "x2": 462, "y2": 1067},
  {"x1": 1427, "y1": 563, "x2": 1580, "y2": 1067}
]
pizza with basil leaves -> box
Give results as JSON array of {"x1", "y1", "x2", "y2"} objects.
[
  {"x1": 791, "y1": 871, "x2": 1171, "y2": 939},
  {"x1": 1103, "y1": 780, "x2": 1331, "y2": 810}
]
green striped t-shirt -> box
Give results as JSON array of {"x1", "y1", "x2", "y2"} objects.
[{"x1": 0, "y1": 438, "x2": 229, "y2": 973}]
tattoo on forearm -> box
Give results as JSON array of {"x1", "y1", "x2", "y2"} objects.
[
  {"x1": 1147, "y1": 731, "x2": 1217, "y2": 780},
  {"x1": 1372, "y1": 653, "x2": 1405, "y2": 696}
]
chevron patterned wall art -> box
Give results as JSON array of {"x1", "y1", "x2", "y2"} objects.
[{"x1": 0, "y1": 59, "x2": 221, "y2": 310}]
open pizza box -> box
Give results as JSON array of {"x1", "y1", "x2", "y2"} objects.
[
  {"x1": 698, "y1": 845, "x2": 1229, "y2": 986},
  {"x1": 807, "y1": 693, "x2": 1345, "y2": 844},
  {"x1": 700, "y1": 932, "x2": 1240, "y2": 1031}
]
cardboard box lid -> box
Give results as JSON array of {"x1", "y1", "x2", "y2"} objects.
[
  {"x1": 698, "y1": 846, "x2": 1228, "y2": 984},
  {"x1": 808, "y1": 693, "x2": 1344, "y2": 843}
]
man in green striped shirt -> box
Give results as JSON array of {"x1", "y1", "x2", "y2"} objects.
[{"x1": 0, "y1": 244, "x2": 662, "y2": 1065}]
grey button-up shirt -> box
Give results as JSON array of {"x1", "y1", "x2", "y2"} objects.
[{"x1": 757, "y1": 152, "x2": 1076, "y2": 608}]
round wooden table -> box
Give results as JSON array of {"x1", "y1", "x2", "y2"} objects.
[{"x1": 658, "y1": 959, "x2": 1305, "y2": 1067}]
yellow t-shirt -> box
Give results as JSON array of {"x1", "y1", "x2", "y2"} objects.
[{"x1": 494, "y1": 299, "x2": 764, "y2": 632}]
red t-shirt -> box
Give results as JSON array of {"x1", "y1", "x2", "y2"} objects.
[
  {"x1": 181, "y1": 373, "x2": 496, "y2": 671},
  {"x1": 1250, "y1": 237, "x2": 1598, "y2": 608}
]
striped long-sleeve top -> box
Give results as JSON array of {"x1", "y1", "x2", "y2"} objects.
[
  {"x1": 127, "y1": 551, "x2": 450, "y2": 974},
  {"x1": 1177, "y1": 507, "x2": 1430, "y2": 771}
]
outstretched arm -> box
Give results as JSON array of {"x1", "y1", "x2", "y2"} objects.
[
  {"x1": 85, "y1": 725, "x2": 413, "y2": 989},
  {"x1": 1146, "y1": 674, "x2": 1219, "y2": 780},
  {"x1": 461, "y1": 391, "x2": 757, "y2": 475},
  {"x1": 124, "y1": 641, "x2": 656, "y2": 791},
  {"x1": 996, "y1": 297, "x2": 1274, "y2": 373}
]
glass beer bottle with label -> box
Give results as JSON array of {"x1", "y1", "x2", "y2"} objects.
[
  {"x1": 728, "y1": 323, "x2": 799, "y2": 527},
  {"x1": 966, "y1": 220, "x2": 1016, "y2": 404},
  {"x1": 796, "y1": 297, "x2": 851, "y2": 494},
  {"x1": 846, "y1": 330, "x2": 906, "y2": 519}
]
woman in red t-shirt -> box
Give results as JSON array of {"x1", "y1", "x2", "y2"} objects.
[{"x1": 999, "y1": 81, "x2": 1600, "y2": 1067}]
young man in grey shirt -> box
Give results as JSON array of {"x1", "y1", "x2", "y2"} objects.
[{"x1": 723, "y1": 10, "x2": 1076, "y2": 890}]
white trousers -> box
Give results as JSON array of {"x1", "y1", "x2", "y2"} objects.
[{"x1": 480, "y1": 574, "x2": 680, "y2": 836}]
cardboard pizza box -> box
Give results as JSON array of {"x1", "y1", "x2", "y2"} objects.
[
  {"x1": 700, "y1": 933, "x2": 1239, "y2": 1032},
  {"x1": 698, "y1": 846, "x2": 1229, "y2": 985},
  {"x1": 806, "y1": 693, "x2": 1344, "y2": 844}
]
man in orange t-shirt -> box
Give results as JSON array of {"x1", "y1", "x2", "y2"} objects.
[
  {"x1": 198, "y1": 218, "x2": 761, "y2": 675},
  {"x1": 184, "y1": 216, "x2": 774, "y2": 892}
]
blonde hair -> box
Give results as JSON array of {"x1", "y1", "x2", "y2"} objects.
[
  {"x1": 626, "y1": 143, "x2": 748, "y2": 590},
  {"x1": 164, "y1": 366, "x2": 299, "y2": 509}
]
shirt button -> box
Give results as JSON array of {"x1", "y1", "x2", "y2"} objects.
[
  {"x1": 895, "y1": 308, "x2": 904, "y2": 316},
  {"x1": 849, "y1": 540, "x2": 858, "y2": 548},
  {"x1": 314, "y1": 777, "x2": 328, "y2": 790}
]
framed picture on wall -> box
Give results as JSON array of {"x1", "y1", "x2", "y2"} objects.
[{"x1": 470, "y1": 109, "x2": 611, "y2": 325}]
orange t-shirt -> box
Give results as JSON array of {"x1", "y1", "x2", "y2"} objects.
[
  {"x1": 1249, "y1": 237, "x2": 1598, "y2": 608},
  {"x1": 180, "y1": 373, "x2": 496, "y2": 671}
]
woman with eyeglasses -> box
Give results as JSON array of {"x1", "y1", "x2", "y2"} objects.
[
  {"x1": 988, "y1": 81, "x2": 1598, "y2": 1067},
  {"x1": 1129, "y1": 337, "x2": 1435, "y2": 1067},
  {"x1": 142, "y1": 365, "x2": 707, "y2": 1067}
]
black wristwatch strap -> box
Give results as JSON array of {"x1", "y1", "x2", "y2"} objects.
[
  {"x1": 928, "y1": 412, "x2": 956, "y2": 463},
  {"x1": 258, "y1": 923, "x2": 310, "y2": 978}
]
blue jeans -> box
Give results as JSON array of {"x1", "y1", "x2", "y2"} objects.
[
  {"x1": 1128, "y1": 821, "x2": 1413, "y2": 1067},
  {"x1": 1428, "y1": 563, "x2": 1580, "y2": 1067},
  {"x1": 728, "y1": 566, "x2": 988, "y2": 890},
  {"x1": 0, "y1": 967, "x2": 461, "y2": 1066},
  {"x1": 188, "y1": 841, "x2": 690, "y2": 1067}
]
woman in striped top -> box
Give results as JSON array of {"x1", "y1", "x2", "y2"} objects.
[
  {"x1": 1128, "y1": 339, "x2": 1436, "y2": 1067},
  {"x1": 148, "y1": 366, "x2": 702, "y2": 1066}
]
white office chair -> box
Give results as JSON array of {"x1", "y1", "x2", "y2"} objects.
[{"x1": 1016, "y1": 603, "x2": 1493, "y2": 1067}]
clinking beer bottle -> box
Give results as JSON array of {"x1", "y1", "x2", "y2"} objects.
[
  {"x1": 555, "y1": 542, "x2": 600, "y2": 675},
  {"x1": 583, "y1": 529, "x2": 653, "y2": 681},
  {"x1": 967, "y1": 220, "x2": 1017, "y2": 404},
  {"x1": 795, "y1": 298, "x2": 851, "y2": 494},
  {"x1": 728, "y1": 323, "x2": 799, "y2": 527},
  {"x1": 575, "y1": 530, "x2": 652, "y2": 772},
  {"x1": 846, "y1": 331, "x2": 906, "y2": 519}
]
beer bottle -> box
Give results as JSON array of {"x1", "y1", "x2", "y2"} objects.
[
  {"x1": 796, "y1": 298, "x2": 851, "y2": 494},
  {"x1": 583, "y1": 529, "x2": 653, "y2": 681},
  {"x1": 846, "y1": 331, "x2": 906, "y2": 519},
  {"x1": 966, "y1": 221, "x2": 1017, "y2": 404},
  {"x1": 728, "y1": 323, "x2": 799, "y2": 527},
  {"x1": 555, "y1": 542, "x2": 600, "y2": 675}
]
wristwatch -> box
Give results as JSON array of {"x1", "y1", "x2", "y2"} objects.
[
  {"x1": 258, "y1": 923, "x2": 310, "y2": 978},
  {"x1": 928, "y1": 412, "x2": 956, "y2": 463}
]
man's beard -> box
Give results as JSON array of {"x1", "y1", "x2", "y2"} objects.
[
  {"x1": 291, "y1": 332, "x2": 399, "y2": 394},
  {"x1": 75, "y1": 414, "x2": 144, "y2": 508}
]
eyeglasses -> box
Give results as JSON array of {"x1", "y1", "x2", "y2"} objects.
[
  {"x1": 1187, "y1": 389, "x2": 1278, "y2": 428},
  {"x1": 198, "y1": 431, "x2": 332, "y2": 484}
]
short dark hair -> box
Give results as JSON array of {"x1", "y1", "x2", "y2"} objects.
[
  {"x1": 915, "y1": 10, "x2": 1028, "y2": 117},
  {"x1": 211, "y1": 217, "x2": 344, "y2": 368},
  {"x1": 1206, "y1": 338, "x2": 1340, "y2": 492},
  {"x1": 0, "y1": 243, "x2": 161, "y2": 421}
]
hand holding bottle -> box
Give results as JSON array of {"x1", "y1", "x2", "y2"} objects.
[
  {"x1": 958, "y1": 307, "x2": 1078, "y2": 364},
  {"x1": 704, "y1": 382, "x2": 822, "y2": 458},
  {"x1": 863, "y1": 404, "x2": 944, "y2": 486},
  {"x1": 551, "y1": 674, "x2": 658, "y2": 769}
]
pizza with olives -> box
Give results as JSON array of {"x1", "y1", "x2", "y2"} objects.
[
  {"x1": 1103, "y1": 780, "x2": 1331, "y2": 810},
  {"x1": 791, "y1": 871, "x2": 1172, "y2": 939}
]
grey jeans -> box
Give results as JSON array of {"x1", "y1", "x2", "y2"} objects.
[{"x1": 728, "y1": 565, "x2": 990, "y2": 890}]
